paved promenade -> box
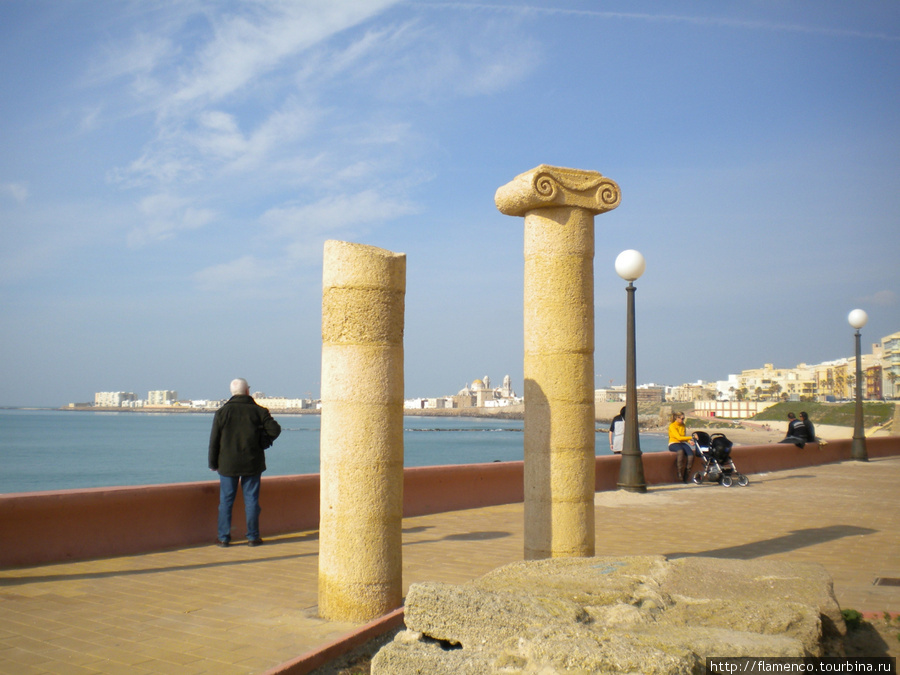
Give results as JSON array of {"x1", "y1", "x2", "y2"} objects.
[{"x1": 1, "y1": 455, "x2": 898, "y2": 674}]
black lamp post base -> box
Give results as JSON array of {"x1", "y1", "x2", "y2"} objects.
[{"x1": 850, "y1": 437, "x2": 868, "y2": 461}]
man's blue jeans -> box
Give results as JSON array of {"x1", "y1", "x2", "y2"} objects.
[{"x1": 218, "y1": 474, "x2": 261, "y2": 543}]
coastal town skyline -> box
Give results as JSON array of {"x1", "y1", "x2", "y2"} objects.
[
  {"x1": 74, "y1": 324, "x2": 898, "y2": 408},
  {"x1": 2, "y1": 2, "x2": 898, "y2": 408}
]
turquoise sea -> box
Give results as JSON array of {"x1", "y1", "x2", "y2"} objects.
[{"x1": 0, "y1": 409, "x2": 667, "y2": 494}]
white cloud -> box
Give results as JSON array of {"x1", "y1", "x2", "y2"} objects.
[
  {"x1": 86, "y1": 31, "x2": 176, "y2": 85},
  {"x1": 192, "y1": 254, "x2": 282, "y2": 292},
  {"x1": 1, "y1": 182, "x2": 29, "y2": 203},
  {"x1": 421, "y1": 3, "x2": 900, "y2": 42},
  {"x1": 129, "y1": 192, "x2": 216, "y2": 246},
  {"x1": 251, "y1": 190, "x2": 418, "y2": 266},
  {"x1": 100, "y1": 2, "x2": 404, "y2": 190},
  {"x1": 457, "y1": 42, "x2": 539, "y2": 96},
  {"x1": 262, "y1": 190, "x2": 417, "y2": 238},
  {"x1": 163, "y1": 2, "x2": 401, "y2": 113},
  {"x1": 192, "y1": 110, "x2": 248, "y2": 160},
  {"x1": 860, "y1": 290, "x2": 898, "y2": 306}
]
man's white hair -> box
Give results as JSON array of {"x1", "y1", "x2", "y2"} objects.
[{"x1": 230, "y1": 378, "x2": 250, "y2": 395}]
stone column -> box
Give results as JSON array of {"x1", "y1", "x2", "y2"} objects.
[
  {"x1": 319, "y1": 240, "x2": 406, "y2": 622},
  {"x1": 495, "y1": 165, "x2": 621, "y2": 559}
]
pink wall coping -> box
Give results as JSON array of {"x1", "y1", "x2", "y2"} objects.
[{"x1": 2, "y1": 436, "x2": 898, "y2": 569}]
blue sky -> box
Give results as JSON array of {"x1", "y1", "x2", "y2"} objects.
[{"x1": 1, "y1": 1, "x2": 898, "y2": 407}]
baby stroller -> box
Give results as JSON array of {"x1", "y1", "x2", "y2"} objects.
[{"x1": 690, "y1": 431, "x2": 749, "y2": 487}]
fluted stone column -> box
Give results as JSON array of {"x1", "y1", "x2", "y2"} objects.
[
  {"x1": 319, "y1": 240, "x2": 406, "y2": 622},
  {"x1": 495, "y1": 165, "x2": 621, "y2": 560}
]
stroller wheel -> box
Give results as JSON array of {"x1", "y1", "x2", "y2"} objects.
[
  {"x1": 691, "y1": 471, "x2": 703, "y2": 485},
  {"x1": 737, "y1": 473, "x2": 750, "y2": 487},
  {"x1": 720, "y1": 474, "x2": 734, "y2": 487}
]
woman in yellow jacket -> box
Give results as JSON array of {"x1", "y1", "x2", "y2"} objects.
[{"x1": 668, "y1": 412, "x2": 695, "y2": 483}]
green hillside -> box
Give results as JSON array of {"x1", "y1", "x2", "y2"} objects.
[{"x1": 747, "y1": 401, "x2": 894, "y2": 427}]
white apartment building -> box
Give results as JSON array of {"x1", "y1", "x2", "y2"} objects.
[
  {"x1": 94, "y1": 392, "x2": 137, "y2": 407},
  {"x1": 147, "y1": 390, "x2": 178, "y2": 406},
  {"x1": 714, "y1": 329, "x2": 897, "y2": 402},
  {"x1": 880, "y1": 331, "x2": 899, "y2": 398},
  {"x1": 694, "y1": 400, "x2": 776, "y2": 419},
  {"x1": 255, "y1": 397, "x2": 311, "y2": 410}
]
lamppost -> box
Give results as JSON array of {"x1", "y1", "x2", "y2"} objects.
[
  {"x1": 848, "y1": 309, "x2": 868, "y2": 461},
  {"x1": 615, "y1": 249, "x2": 647, "y2": 493}
]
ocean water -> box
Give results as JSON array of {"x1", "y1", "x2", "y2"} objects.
[{"x1": 0, "y1": 409, "x2": 667, "y2": 494}]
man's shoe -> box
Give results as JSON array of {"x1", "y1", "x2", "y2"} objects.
[
  {"x1": 217, "y1": 540, "x2": 230, "y2": 548},
  {"x1": 248, "y1": 539, "x2": 264, "y2": 547}
]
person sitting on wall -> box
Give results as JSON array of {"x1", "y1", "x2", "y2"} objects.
[
  {"x1": 668, "y1": 412, "x2": 695, "y2": 483},
  {"x1": 608, "y1": 406, "x2": 626, "y2": 454},
  {"x1": 778, "y1": 412, "x2": 808, "y2": 448},
  {"x1": 799, "y1": 411, "x2": 825, "y2": 446}
]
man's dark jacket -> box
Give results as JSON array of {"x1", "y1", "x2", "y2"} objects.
[{"x1": 208, "y1": 395, "x2": 281, "y2": 476}]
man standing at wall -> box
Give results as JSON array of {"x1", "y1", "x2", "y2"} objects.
[{"x1": 208, "y1": 378, "x2": 281, "y2": 547}]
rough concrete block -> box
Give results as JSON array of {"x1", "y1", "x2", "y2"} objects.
[{"x1": 372, "y1": 556, "x2": 846, "y2": 673}]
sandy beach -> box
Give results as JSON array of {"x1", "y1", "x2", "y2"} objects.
[{"x1": 645, "y1": 422, "x2": 868, "y2": 446}]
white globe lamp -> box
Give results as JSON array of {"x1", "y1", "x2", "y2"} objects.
[
  {"x1": 848, "y1": 309, "x2": 868, "y2": 330},
  {"x1": 615, "y1": 249, "x2": 645, "y2": 282}
]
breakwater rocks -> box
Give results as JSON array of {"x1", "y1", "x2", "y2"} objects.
[{"x1": 372, "y1": 556, "x2": 846, "y2": 674}]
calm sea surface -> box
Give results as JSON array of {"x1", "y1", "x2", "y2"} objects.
[{"x1": 0, "y1": 409, "x2": 667, "y2": 494}]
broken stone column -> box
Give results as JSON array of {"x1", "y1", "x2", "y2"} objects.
[
  {"x1": 495, "y1": 165, "x2": 621, "y2": 559},
  {"x1": 319, "y1": 240, "x2": 406, "y2": 622}
]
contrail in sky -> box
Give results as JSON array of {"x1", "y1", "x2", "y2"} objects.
[{"x1": 412, "y1": 2, "x2": 900, "y2": 42}]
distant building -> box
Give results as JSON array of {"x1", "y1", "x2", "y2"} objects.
[
  {"x1": 255, "y1": 397, "x2": 312, "y2": 410},
  {"x1": 452, "y1": 375, "x2": 519, "y2": 408},
  {"x1": 668, "y1": 381, "x2": 717, "y2": 403},
  {"x1": 882, "y1": 331, "x2": 900, "y2": 398},
  {"x1": 148, "y1": 390, "x2": 177, "y2": 406},
  {"x1": 404, "y1": 397, "x2": 454, "y2": 410},
  {"x1": 594, "y1": 384, "x2": 664, "y2": 405},
  {"x1": 594, "y1": 386, "x2": 626, "y2": 403},
  {"x1": 94, "y1": 392, "x2": 138, "y2": 407},
  {"x1": 635, "y1": 385, "x2": 665, "y2": 405},
  {"x1": 694, "y1": 400, "x2": 776, "y2": 419},
  {"x1": 714, "y1": 339, "x2": 896, "y2": 403}
]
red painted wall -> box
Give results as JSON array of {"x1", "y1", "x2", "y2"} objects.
[{"x1": 1, "y1": 436, "x2": 897, "y2": 568}]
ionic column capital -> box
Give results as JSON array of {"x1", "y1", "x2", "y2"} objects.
[{"x1": 494, "y1": 164, "x2": 621, "y2": 217}]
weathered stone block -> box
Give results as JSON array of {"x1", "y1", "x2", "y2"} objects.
[{"x1": 371, "y1": 556, "x2": 846, "y2": 673}]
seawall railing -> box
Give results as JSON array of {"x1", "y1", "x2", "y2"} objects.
[{"x1": 2, "y1": 436, "x2": 898, "y2": 568}]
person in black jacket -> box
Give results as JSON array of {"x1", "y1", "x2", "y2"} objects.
[
  {"x1": 799, "y1": 411, "x2": 823, "y2": 445},
  {"x1": 209, "y1": 378, "x2": 281, "y2": 547},
  {"x1": 778, "y1": 412, "x2": 807, "y2": 448}
]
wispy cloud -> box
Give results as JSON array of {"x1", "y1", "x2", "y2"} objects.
[
  {"x1": 1, "y1": 182, "x2": 29, "y2": 203},
  {"x1": 162, "y1": 3, "x2": 399, "y2": 112},
  {"x1": 129, "y1": 192, "x2": 216, "y2": 247},
  {"x1": 189, "y1": 188, "x2": 418, "y2": 292},
  {"x1": 86, "y1": 31, "x2": 177, "y2": 86},
  {"x1": 262, "y1": 189, "x2": 419, "y2": 260},
  {"x1": 860, "y1": 289, "x2": 898, "y2": 306},
  {"x1": 192, "y1": 254, "x2": 284, "y2": 293},
  {"x1": 418, "y1": 2, "x2": 900, "y2": 42},
  {"x1": 89, "y1": 0, "x2": 534, "y2": 280},
  {"x1": 94, "y1": 3, "x2": 399, "y2": 181}
]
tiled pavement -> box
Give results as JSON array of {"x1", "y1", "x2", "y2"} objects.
[{"x1": 1, "y1": 456, "x2": 898, "y2": 674}]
